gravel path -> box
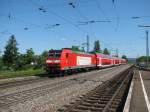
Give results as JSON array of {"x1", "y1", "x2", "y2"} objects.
[{"x1": 0, "y1": 65, "x2": 130, "y2": 112}]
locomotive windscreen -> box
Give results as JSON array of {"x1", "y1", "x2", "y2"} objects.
[{"x1": 48, "y1": 50, "x2": 61, "y2": 58}]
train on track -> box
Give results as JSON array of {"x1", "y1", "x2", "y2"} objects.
[{"x1": 45, "y1": 48, "x2": 126, "y2": 74}]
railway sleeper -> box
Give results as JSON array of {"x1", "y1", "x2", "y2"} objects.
[
  {"x1": 71, "y1": 109, "x2": 102, "y2": 112},
  {"x1": 91, "y1": 96, "x2": 111, "y2": 100},
  {"x1": 84, "y1": 100, "x2": 109, "y2": 105},
  {"x1": 81, "y1": 101, "x2": 106, "y2": 106},
  {"x1": 75, "y1": 105, "x2": 103, "y2": 111},
  {"x1": 88, "y1": 97, "x2": 105, "y2": 100},
  {"x1": 58, "y1": 68, "x2": 133, "y2": 112}
]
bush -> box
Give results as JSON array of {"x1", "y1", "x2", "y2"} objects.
[{"x1": 0, "y1": 68, "x2": 45, "y2": 79}]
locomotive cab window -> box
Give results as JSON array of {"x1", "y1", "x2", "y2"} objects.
[
  {"x1": 49, "y1": 53, "x2": 61, "y2": 58},
  {"x1": 48, "y1": 50, "x2": 61, "y2": 58},
  {"x1": 55, "y1": 53, "x2": 61, "y2": 58}
]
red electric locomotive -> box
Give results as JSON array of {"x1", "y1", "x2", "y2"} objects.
[{"x1": 45, "y1": 48, "x2": 96, "y2": 73}]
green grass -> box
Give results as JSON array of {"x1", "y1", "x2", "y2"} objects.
[{"x1": 0, "y1": 69, "x2": 45, "y2": 79}]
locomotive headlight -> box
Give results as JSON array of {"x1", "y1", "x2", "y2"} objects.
[{"x1": 46, "y1": 60, "x2": 52, "y2": 63}]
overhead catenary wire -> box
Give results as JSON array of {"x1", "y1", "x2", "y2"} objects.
[
  {"x1": 67, "y1": 0, "x2": 115, "y2": 52},
  {"x1": 93, "y1": 0, "x2": 116, "y2": 31},
  {"x1": 1, "y1": 10, "x2": 45, "y2": 31},
  {"x1": 0, "y1": 0, "x2": 44, "y2": 30},
  {"x1": 0, "y1": 29, "x2": 12, "y2": 36},
  {"x1": 68, "y1": 0, "x2": 89, "y2": 21},
  {"x1": 111, "y1": 1, "x2": 120, "y2": 31},
  {"x1": 67, "y1": 0, "x2": 113, "y2": 46},
  {"x1": 29, "y1": 0, "x2": 92, "y2": 50},
  {"x1": 29, "y1": 0, "x2": 87, "y2": 35},
  {"x1": 68, "y1": 0, "x2": 94, "y2": 46},
  {"x1": 1, "y1": 0, "x2": 86, "y2": 43},
  {"x1": 4, "y1": 0, "x2": 124, "y2": 55},
  {"x1": 1, "y1": 12, "x2": 69, "y2": 40}
]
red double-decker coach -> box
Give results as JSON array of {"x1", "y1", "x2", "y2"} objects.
[{"x1": 95, "y1": 54, "x2": 113, "y2": 67}]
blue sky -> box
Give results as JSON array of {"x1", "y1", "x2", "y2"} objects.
[{"x1": 0, "y1": 0, "x2": 150, "y2": 58}]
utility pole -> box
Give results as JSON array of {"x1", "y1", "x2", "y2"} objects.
[
  {"x1": 146, "y1": 31, "x2": 149, "y2": 66},
  {"x1": 87, "y1": 35, "x2": 89, "y2": 53},
  {"x1": 116, "y1": 48, "x2": 118, "y2": 57},
  {"x1": 138, "y1": 25, "x2": 150, "y2": 66}
]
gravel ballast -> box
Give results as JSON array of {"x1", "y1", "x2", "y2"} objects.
[{"x1": 0, "y1": 65, "x2": 130, "y2": 112}]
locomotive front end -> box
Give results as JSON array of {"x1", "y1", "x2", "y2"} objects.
[{"x1": 45, "y1": 50, "x2": 62, "y2": 73}]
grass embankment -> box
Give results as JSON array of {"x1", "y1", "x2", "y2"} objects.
[{"x1": 0, "y1": 69, "x2": 45, "y2": 79}]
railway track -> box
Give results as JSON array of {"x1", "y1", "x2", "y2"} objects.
[
  {"x1": 57, "y1": 67, "x2": 133, "y2": 112},
  {"x1": 0, "y1": 76, "x2": 80, "y2": 110},
  {"x1": 0, "y1": 66, "x2": 122, "y2": 90},
  {"x1": 0, "y1": 66, "x2": 125, "y2": 108},
  {"x1": 0, "y1": 65, "x2": 130, "y2": 111},
  {"x1": 0, "y1": 77, "x2": 49, "y2": 89}
]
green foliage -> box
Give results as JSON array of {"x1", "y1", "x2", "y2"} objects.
[
  {"x1": 0, "y1": 68, "x2": 45, "y2": 79},
  {"x1": 15, "y1": 54, "x2": 29, "y2": 70},
  {"x1": 122, "y1": 55, "x2": 128, "y2": 60},
  {"x1": 41, "y1": 50, "x2": 48, "y2": 63},
  {"x1": 71, "y1": 46, "x2": 84, "y2": 52},
  {"x1": 26, "y1": 48, "x2": 35, "y2": 64},
  {"x1": 93, "y1": 40, "x2": 102, "y2": 53},
  {"x1": 137, "y1": 56, "x2": 150, "y2": 62},
  {"x1": 34, "y1": 55, "x2": 43, "y2": 69},
  {"x1": 0, "y1": 56, "x2": 3, "y2": 70},
  {"x1": 11, "y1": 49, "x2": 48, "y2": 70},
  {"x1": 13, "y1": 48, "x2": 35, "y2": 70},
  {"x1": 41, "y1": 50, "x2": 48, "y2": 59},
  {"x1": 103, "y1": 48, "x2": 110, "y2": 55},
  {"x1": 72, "y1": 46, "x2": 80, "y2": 51},
  {"x1": 2, "y1": 35, "x2": 19, "y2": 68},
  {"x1": 0, "y1": 35, "x2": 48, "y2": 77},
  {"x1": 34, "y1": 50, "x2": 48, "y2": 69}
]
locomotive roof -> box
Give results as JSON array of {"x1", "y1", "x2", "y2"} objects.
[
  {"x1": 49, "y1": 48, "x2": 92, "y2": 55},
  {"x1": 49, "y1": 49, "x2": 62, "y2": 53}
]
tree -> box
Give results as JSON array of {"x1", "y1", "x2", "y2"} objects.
[
  {"x1": 26, "y1": 48, "x2": 35, "y2": 64},
  {"x1": 15, "y1": 54, "x2": 27, "y2": 70},
  {"x1": 41, "y1": 50, "x2": 48, "y2": 59},
  {"x1": 71, "y1": 46, "x2": 80, "y2": 51},
  {"x1": 2, "y1": 35, "x2": 19, "y2": 67},
  {"x1": 35, "y1": 50, "x2": 48, "y2": 68},
  {"x1": 122, "y1": 55, "x2": 128, "y2": 60},
  {"x1": 0, "y1": 56, "x2": 3, "y2": 70},
  {"x1": 93, "y1": 40, "x2": 102, "y2": 53},
  {"x1": 103, "y1": 48, "x2": 110, "y2": 55},
  {"x1": 136, "y1": 56, "x2": 150, "y2": 62}
]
